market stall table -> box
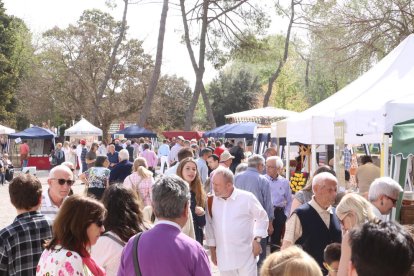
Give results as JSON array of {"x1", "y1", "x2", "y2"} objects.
[{"x1": 27, "y1": 155, "x2": 50, "y2": 170}]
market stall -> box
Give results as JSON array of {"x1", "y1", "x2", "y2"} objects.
[
  {"x1": 114, "y1": 125, "x2": 157, "y2": 138},
  {"x1": 64, "y1": 118, "x2": 102, "y2": 145},
  {"x1": 8, "y1": 126, "x2": 55, "y2": 169}
]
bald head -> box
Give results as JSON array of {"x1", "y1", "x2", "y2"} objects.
[
  {"x1": 312, "y1": 172, "x2": 338, "y2": 209},
  {"x1": 49, "y1": 165, "x2": 73, "y2": 179}
]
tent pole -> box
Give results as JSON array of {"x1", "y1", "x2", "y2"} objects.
[
  {"x1": 383, "y1": 134, "x2": 390, "y2": 176},
  {"x1": 311, "y1": 144, "x2": 317, "y2": 175},
  {"x1": 286, "y1": 142, "x2": 290, "y2": 179}
]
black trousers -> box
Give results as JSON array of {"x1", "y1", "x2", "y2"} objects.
[{"x1": 270, "y1": 207, "x2": 287, "y2": 252}]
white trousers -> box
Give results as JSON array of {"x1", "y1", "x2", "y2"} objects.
[
  {"x1": 219, "y1": 254, "x2": 257, "y2": 276},
  {"x1": 160, "y1": 156, "x2": 169, "y2": 174}
]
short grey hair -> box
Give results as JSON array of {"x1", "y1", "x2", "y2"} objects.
[
  {"x1": 312, "y1": 172, "x2": 338, "y2": 192},
  {"x1": 368, "y1": 177, "x2": 403, "y2": 202},
  {"x1": 49, "y1": 165, "x2": 73, "y2": 178},
  {"x1": 235, "y1": 163, "x2": 248, "y2": 175},
  {"x1": 213, "y1": 167, "x2": 234, "y2": 185},
  {"x1": 152, "y1": 175, "x2": 190, "y2": 219},
  {"x1": 247, "y1": 154, "x2": 265, "y2": 168},
  {"x1": 118, "y1": 149, "x2": 129, "y2": 161},
  {"x1": 266, "y1": 156, "x2": 283, "y2": 169}
]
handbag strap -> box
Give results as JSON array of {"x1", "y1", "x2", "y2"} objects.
[
  {"x1": 102, "y1": 232, "x2": 126, "y2": 247},
  {"x1": 132, "y1": 232, "x2": 143, "y2": 276}
]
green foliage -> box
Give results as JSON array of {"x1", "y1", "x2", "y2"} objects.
[
  {"x1": 0, "y1": 3, "x2": 33, "y2": 126},
  {"x1": 271, "y1": 60, "x2": 308, "y2": 112},
  {"x1": 209, "y1": 69, "x2": 260, "y2": 126},
  {"x1": 18, "y1": 9, "x2": 153, "y2": 134}
]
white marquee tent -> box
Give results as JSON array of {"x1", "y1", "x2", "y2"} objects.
[
  {"x1": 64, "y1": 118, "x2": 103, "y2": 137},
  {"x1": 286, "y1": 34, "x2": 414, "y2": 145},
  {"x1": 334, "y1": 35, "x2": 414, "y2": 139},
  {"x1": 0, "y1": 125, "x2": 15, "y2": 135},
  {"x1": 225, "y1": 107, "x2": 298, "y2": 124}
]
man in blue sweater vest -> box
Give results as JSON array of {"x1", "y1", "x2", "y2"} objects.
[{"x1": 281, "y1": 172, "x2": 342, "y2": 274}]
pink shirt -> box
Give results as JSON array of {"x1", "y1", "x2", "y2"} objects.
[
  {"x1": 123, "y1": 172, "x2": 154, "y2": 206},
  {"x1": 140, "y1": 150, "x2": 158, "y2": 168}
]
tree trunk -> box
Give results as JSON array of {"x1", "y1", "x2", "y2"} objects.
[
  {"x1": 93, "y1": 0, "x2": 128, "y2": 122},
  {"x1": 181, "y1": 0, "x2": 216, "y2": 130},
  {"x1": 138, "y1": 0, "x2": 169, "y2": 126},
  {"x1": 263, "y1": 0, "x2": 295, "y2": 107}
]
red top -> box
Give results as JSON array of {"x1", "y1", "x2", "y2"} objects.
[{"x1": 214, "y1": 147, "x2": 225, "y2": 159}]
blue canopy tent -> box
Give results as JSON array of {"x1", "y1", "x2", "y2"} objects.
[
  {"x1": 223, "y1": 122, "x2": 257, "y2": 139},
  {"x1": 113, "y1": 125, "x2": 157, "y2": 138},
  {"x1": 8, "y1": 126, "x2": 56, "y2": 169},
  {"x1": 203, "y1": 124, "x2": 234, "y2": 138},
  {"x1": 9, "y1": 126, "x2": 55, "y2": 140}
]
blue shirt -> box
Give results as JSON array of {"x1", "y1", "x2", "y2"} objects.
[
  {"x1": 107, "y1": 151, "x2": 119, "y2": 164},
  {"x1": 265, "y1": 174, "x2": 293, "y2": 217},
  {"x1": 157, "y1": 143, "x2": 170, "y2": 157},
  {"x1": 234, "y1": 167, "x2": 274, "y2": 220}
]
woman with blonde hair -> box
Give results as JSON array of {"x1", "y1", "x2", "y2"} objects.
[
  {"x1": 261, "y1": 246, "x2": 322, "y2": 276},
  {"x1": 336, "y1": 193, "x2": 377, "y2": 232},
  {"x1": 123, "y1": 157, "x2": 155, "y2": 206},
  {"x1": 177, "y1": 157, "x2": 207, "y2": 244}
]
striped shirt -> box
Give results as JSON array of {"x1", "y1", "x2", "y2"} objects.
[
  {"x1": 40, "y1": 190, "x2": 64, "y2": 221},
  {"x1": 0, "y1": 211, "x2": 52, "y2": 275}
]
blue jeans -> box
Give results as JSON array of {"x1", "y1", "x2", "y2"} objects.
[
  {"x1": 258, "y1": 237, "x2": 268, "y2": 268},
  {"x1": 22, "y1": 159, "x2": 28, "y2": 168}
]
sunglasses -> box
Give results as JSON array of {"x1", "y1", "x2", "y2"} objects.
[
  {"x1": 51, "y1": 178, "x2": 74, "y2": 186},
  {"x1": 95, "y1": 220, "x2": 104, "y2": 227},
  {"x1": 385, "y1": 195, "x2": 398, "y2": 205}
]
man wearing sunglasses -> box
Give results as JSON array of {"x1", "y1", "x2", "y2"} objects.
[
  {"x1": 40, "y1": 165, "x2": 74, "y2": 221},
  {"x1": 368, "y1": 177, "x2": 403, "y2": 221}
]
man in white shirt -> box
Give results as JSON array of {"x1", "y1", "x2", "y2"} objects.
[
  {"x1": 206, "y1": 167, "x2": 269, "y2": 276},
  {"x1": 168, "y1": 136, "x2": 184, "y2": 165},
  {"x1": 40, "y1": 165, "x2": 74, "y2": 221},
  {"x1": 196, "y1": 148, "x2": 212, "y2": 184},
  {"x1": 164, "y1": 147, "x2": 193, "y2": 176}
]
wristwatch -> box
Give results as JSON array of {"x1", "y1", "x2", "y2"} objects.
[{"x1": 254, "y1": 237, "x2": 261, "y2": 243}]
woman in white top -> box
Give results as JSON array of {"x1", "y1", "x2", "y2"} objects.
[
  {"x1": 63, "y1": 141, "x2": 77, "y2": 166},
  {"x1": 92, "y1": 185, "x2": 151, "y2": 275},
  {"x1": 123, "y1": 157, "x2": 155, "y2": 206},
  {"x1": 37, "y1": 195, "x2": 106, "y2": 276}
]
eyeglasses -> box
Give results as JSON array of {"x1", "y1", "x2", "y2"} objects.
[
  {"x1": 385, "y1": 195, "x2": 398, "y2": 205},
  {"x1": 338, "y1": 212, "x2": 350, "y2": 226},
  {"x1": 323, "y1": 262, "x2": 338, "y2": 273},
  {"x1": 51, "y1": 178, "x2": 74, "y2": 186},
  {"x1": 95, "y1": 220, "x2": 104, "y2": 227}
]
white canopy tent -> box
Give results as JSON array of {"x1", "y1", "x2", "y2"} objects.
[
  {"x1": 334, "y1": 34, "x2": 414, "y2": 138},
  {"x1": 64, "y1": 118, "x2": 103, "y2": 137},
  {"x1": 225, "y1": 107, "x2": 298, "y2": 124},
  {"x1": 287, "y1": 34, "x2": 414, "y2": 145},
  {"x1": 0, "y1": 125, "x2": 15, "y2": 135}
]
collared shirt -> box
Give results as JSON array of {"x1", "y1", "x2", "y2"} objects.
[
  {"x1": 164, "y1": 163, "x2": 179, "y2": 176},
  {"x1": 371, "y1": 204, "x2": 389, "y2": 221},
  {"x1": 265, "y1": 174, "x2": 293, "y2": 217},
  {"x1": 284, "y1": 197, "x2": 334, "y2": 244},
  {"x1": 168, "y1": 143, "x2": 182, "y2": 164},
  {"x1": 196, "y1": 158, "x2": 208, "y2": 184},
  {"x1": 234, "y1": 167, "x2": 274, "y2": 220},
  {"x1": 140, "y1": 150, "x2": 158, "y2": 168},
  {"x1": 157, "y1": 143, "x2": 170, "y2": 157},
  {"x1": 40, "y1": 190, "x2": 61, "y2": 221},
  {"x1": 0, "y1": 211, "x2": 52, "y2": 275},
  {"x1": 205, "y1": 188, "x2": 269, "y2": 271},
  {"x1": 107, "y1": 151, "x2": 119, "y2": 166}
]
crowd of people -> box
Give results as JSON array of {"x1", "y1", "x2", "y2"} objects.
[{"x1": 0, "y1": 135, "x2": 414, "y2": 276}]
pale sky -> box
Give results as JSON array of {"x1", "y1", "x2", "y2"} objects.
[{"x1": 3, "y1": 0, "x2": 282, "y2": 86}]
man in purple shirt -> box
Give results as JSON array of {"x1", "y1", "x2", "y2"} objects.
[
  {"x1": 118, "y1": 175, "x2": 211, "y2": 276},
  {"x1": 265, "y1": 156, "x2": 292, "y2": 252}
]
